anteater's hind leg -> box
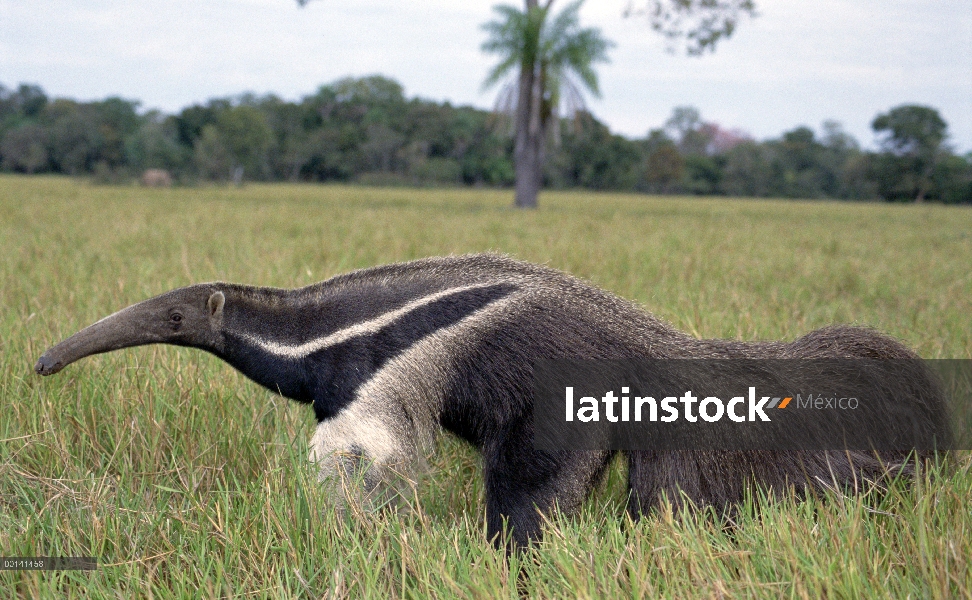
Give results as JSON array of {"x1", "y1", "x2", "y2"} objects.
[{"x1": 482, "y1": 421, "x2": 613, "y2": 547}]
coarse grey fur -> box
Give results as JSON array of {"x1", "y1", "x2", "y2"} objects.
[{"x1": 34, "y1": 253, "x2": 944, "y2": 546}]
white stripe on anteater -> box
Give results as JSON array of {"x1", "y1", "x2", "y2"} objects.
[{"x1": 236, "y1": 282, "x2": 498, "y2": 359}]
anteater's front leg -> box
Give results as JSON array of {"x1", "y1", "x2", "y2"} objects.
[{"x1": 308, "y1": 394, "x2": 428, "y2": 509}]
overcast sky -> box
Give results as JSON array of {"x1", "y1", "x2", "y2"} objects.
[{"x1": 1, "y1": 0, "x2": 970, "y2": 151}]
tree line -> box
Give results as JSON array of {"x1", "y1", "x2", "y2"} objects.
[{"x1": 1, "y1": 78, "x2": 969, "y2": 203}]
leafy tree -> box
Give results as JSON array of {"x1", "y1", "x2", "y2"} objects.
[
  {"x1": 0, "y1": 124, "x2": 49, "y2": 173},
  {"x1": 821, "y1": 119, "x2": 858, "y2": 154},
  {"x1": 873, "y1": 105, "x2": 947, "y2": 157},
  {"x1": 682, "y1": 153, "x2": 723, "y2": 194},
  {"x1": 817, "y1": 120, "x2": 864, "y2": 198},
  {"x1": 481, "y1": 0, "x2": 613, "y2": 208},
  {"x1": 215, "y1": 105, "x2": 274, "y2": 180},
  {"x1": 124, "y1": 111, "x2": 188, "y2": 175},
  {"x1": 91, "y1": 97, "x2": 142, "y2": 169},
  {"x1": 9, "y1": 84, "x2": 48, "y2": 120},
  {"x1": 720, "y1": 140, "x2": 770, "y2": 196},
  {"x1": 661, "y1": 106, "x2": 749, "y2": 158},
  {"x1": 45, "y1": 100, "x2": 101, "y2": 175},
  {"x1": 299, "y1": 128, "x2": 355, "y2": 182},
  {"x1": 642, "y1": 129, "x2": 685, "y2": 194},
  {"x1": 933, "y1": 153, "x2": 972, "y2": 204},
  {"x1": 772, "y1": 126, "x2": 828, "y2": 198},
  {"x1": 665, "y1": 106, "x2": 701, "y2": 147},
  {"x1": 194, "y1": 125, "x2": 232, "y2": 182},
  {"x1": 665, "y1": 105, "x2": 719, "y2": 156},
  {"x1": 248, "y1": 94, "x2": 309, "y2": 180},
  {"x1": 332, "y1": 75, "x2": 406, "y2": 111},
  {"x1": 872, "y1": 105, "x2": 948, "y2": 201},
  {"x1": 625, "y1": 0, "x2": 757, "y2": 55},
  {"x1": 550, "y1": 112, "x2": 641, "y2": 190},
  {"x1": 175, "y1": 101, "x2": 227, "y2": 149}
]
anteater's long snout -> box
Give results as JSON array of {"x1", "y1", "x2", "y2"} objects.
[
  {"x1": 34, "y1": 315, "x2": 125, "y2": 377},
  {"x1": 34, "y1": 353, "x2": 63, "y2": 376},
  {"x1": 34, "y1": 305, "x2": 158, "y2": 377}
]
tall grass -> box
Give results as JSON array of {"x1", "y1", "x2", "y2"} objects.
[{"x1": 1, "y1": 175, "x2": 970, "y2": 597}]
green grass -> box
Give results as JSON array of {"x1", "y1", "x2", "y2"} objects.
[{"x1": 1, "y1": 175, "x2": 970, "y2": 598}]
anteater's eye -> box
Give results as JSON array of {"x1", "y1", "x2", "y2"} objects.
[{"x1": 171, "y1": 313, "x2": 183, "y2": 323}]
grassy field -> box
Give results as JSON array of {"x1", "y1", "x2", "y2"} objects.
[{"x1": 1, "y1": 175, "x2": 970, "y2": 598}]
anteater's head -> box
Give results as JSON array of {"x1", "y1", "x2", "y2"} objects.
[{"x1": 35, "y1": 285, "x2": 226, "y2": 376}]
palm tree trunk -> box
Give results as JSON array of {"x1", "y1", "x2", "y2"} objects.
[
  {"x1": 514, "y1": 82, "x2": 542, "y2": 208},
  {"x1": 514, "y1": 136, "x2": 542, "y2": 209},
  {"x1": 514, "y1": 0, "x2": 543, "y2": 209}
]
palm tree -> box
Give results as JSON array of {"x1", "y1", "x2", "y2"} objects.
[{"x1": 481, "y1": 0, "x2": 612, "y2": 208}]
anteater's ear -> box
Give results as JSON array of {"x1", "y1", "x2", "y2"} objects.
[{"x1": 207, "y1": 291, "x2": 225, "y2": 318}]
